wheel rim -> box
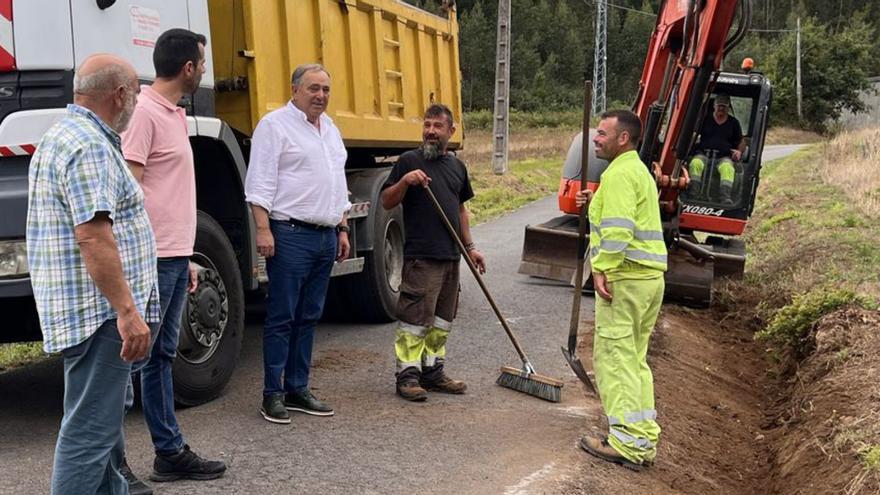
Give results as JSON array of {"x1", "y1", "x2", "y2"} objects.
[
  {"x1": 178, "y1": 252, "x2": 229, "y2": 365},
  {"x1": 383, "y1": 218, "x2": 403, "y2": 293}
]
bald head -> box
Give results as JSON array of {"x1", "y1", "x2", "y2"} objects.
[{"x1": 74, "y1": 54, "x2": 139, "y2": 132}]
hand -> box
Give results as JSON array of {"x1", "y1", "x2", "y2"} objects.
[
  {"x1": 336, "y1": 231, "x2": 351, "y2": 262},
  {"x1": 575, "y1": 189, "x2": 593, "y2": 208},
  {"x1": 187, "y1": 262, "x2": 199, "y2": 294},
  {"x1": 117, "y1": 309, "x2": 151, "y2": 362},
  {"x1": 468, "y1": 249, "x2": 486, "y2": 274},
  {"x1": 731, "y1": 149, "x2": 742, "y2": 162},
  {"x1": 256, "y1": 226, "x2": 275, "y2": 258},
  {"x1": 592, "y1": 272, "x2": 613, "y2": 302},
  {"x1": 403, "y1": 169, "x2": 431, "y2": 188}
]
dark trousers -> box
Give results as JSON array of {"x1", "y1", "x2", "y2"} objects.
[
  {"x1": 263, "y1": 220, "x2": 336, "y2": 396},
  {"x1": 140, "y1": 257, "x2": 189, "y2": 455}
]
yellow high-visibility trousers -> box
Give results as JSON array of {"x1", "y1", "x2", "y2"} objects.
[{"x1": 593, "y1": 276, "x2": 664, "y2": 464}]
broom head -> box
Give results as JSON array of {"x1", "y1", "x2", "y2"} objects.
[{"x1": 497, "y1": 366, "x2": 563, "y2": 402}]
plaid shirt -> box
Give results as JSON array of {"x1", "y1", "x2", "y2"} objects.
[{"x1": 27, "y1": 104, "x2": 159, "y2": 353}]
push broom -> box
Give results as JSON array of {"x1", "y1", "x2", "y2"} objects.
[{"x1": 424, "y1": 186, "x2": 563, "y2": 402}]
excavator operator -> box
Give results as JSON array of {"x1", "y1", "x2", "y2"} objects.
[{"x1": 687, "y1": 93, "x2": 746, "y2": 205}]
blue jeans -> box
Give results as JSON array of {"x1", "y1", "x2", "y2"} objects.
[
  {"x1": 263, "y1": 220, "x2": 336, "y2": 396},
  {"x1": 52, "y1": 320, "x2": 148, "y2": 495},
  {"x1": 140, "y1": 257, "x2": 189, "y2": 455}
]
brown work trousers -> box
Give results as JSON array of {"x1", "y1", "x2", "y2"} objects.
[{"x1": 395, "y1": 258, "x2": 460, "y2": 327}]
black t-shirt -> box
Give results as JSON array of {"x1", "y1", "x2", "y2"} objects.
[
  {"x1": 696, "y1": 115, "x2": 743, "y2": 158},
  {"x1": 381, "y1": 150, "x2": 474, "y2": 260}
]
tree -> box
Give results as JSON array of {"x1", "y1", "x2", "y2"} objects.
[{"x1": 764, "y1": 14, "x2": 875, "y2": 130}]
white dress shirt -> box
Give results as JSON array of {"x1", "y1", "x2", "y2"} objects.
[{"x1": 245, "y1": 102, "x2": 351, "y2": 227}]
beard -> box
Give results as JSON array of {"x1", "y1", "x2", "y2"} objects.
[
  {"x1": 421, "y1": 141, "x2": 443, "y2": 160},
  {"x1": 113, "y1": 99, "x2": 136, "y2": 133}
]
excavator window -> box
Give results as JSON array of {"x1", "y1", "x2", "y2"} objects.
[{"x1": 682, "y1": 93, "x2": 758, "y2": 209}]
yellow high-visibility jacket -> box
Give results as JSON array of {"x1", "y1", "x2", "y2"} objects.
[{"x1": 589, "y1": 150, "x2": 667, "y2": 281}]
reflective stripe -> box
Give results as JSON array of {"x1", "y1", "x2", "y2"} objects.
[
  {"x1": 433, "y1": 316, "x2": 452, "y2": 331},
  {"x1": 599, "y1": 239, "x2": 628, "y2": 252},
  {"x1": 600, "y1": 218, "x2": 636, "y2": 231},
  {"x1": 398, "y1": 322, "x2": 429, "y2": 337},
  {"x1": 396, "y1": 361, "x2": 422, "y2": 371},
  {"x1": 610, "y1": 428, "x2": 654, "y2": 450},
  {"x1": 422, "y1": 353, "x2": 440, "y2": 367},
  {"x1": 608, "y1": 409, "x2": 657, "y2": 426},
  {"x1": 590, "y1": 224, "x2": 600, "y2": 235},
  {"x1": 625, "y1": 249, "x2": 667, "y2": 264},
  {"x1": 589, "y1": 247, "x2": 599, "y2": 259},
  {"x1": 634, "y1": 230, "x2": 664, "y2": 241}
]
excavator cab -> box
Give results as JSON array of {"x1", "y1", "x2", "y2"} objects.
[{"x1": 680, "y1": 74, "x2": 773, "y2": 225}]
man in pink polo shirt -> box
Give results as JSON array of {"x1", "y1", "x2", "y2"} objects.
[{"x1": 121, "y1": 28, "x2": 226, "y2": 494}]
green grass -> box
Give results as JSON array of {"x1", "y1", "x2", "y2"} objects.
[
  {"x1": 0, "y1": 341, "x2": 45, "y2": 371},
  {"x1": 861, "y1": 445, "x2": 880, "y2": 471},
  {"x1": 467, "y1": 157, "x2": 561, "y2": 224},
  {"x1": 464, "y1": 110, "x2": 586, "y2": 131},
  {"x1": 722, "y1": 145, "x2": 880, "y2": 358}
]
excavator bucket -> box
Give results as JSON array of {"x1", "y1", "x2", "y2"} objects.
[
  {"x1": 520, "y1": 218, "x2": 716, "y2": 307},
  {"x1": 518, "y1": 215, "x2": 582, "y2": 283}
]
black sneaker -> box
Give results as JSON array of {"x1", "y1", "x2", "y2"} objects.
[
  {"x1": 261, "y1": 393, "x2": 292, "y2": 424},
  {"x1": 150, "y1": 444, "x2": 227, "y2": 482},
  {"x1": 284, "y1": 389, "x2": 334, "y2": 416},
  {"x1": 120, "y1": 457, "x2": 153, "y2": 495}
]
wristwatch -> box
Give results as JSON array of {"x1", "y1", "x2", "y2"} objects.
[{"x1": 337, "y1": 224, "x2": 350, "y2": 234}]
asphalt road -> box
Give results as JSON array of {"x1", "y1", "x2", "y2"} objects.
[{"x1": 0, "y1": 145, "x2": 804, "y2": 495}]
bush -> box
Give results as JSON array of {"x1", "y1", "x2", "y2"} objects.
[
  {"x1": 755, "y1": 289, "x2": 871, "y2": 358},
  {"x1": 464, "y1": 110, "x2": 586, "y2": 131}
]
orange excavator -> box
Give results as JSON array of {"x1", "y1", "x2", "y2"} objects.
[{"x1": 519, "y1": 0, "x2": 772, "y2": 307}]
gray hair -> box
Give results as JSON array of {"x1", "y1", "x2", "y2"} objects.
[
  {"x1": 290, "y1": 63, "x2": 330, "y2": 87},
  {"x1": 73, "y1": 64, "x2": 131, "y2": 94}
]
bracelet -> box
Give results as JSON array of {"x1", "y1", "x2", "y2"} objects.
[
  {"x1": 464, "y1": 242, "x2": 476, "y2": 252},
  {"x1": 337, "y1": 224, "x2": 350, "y2": 234}
]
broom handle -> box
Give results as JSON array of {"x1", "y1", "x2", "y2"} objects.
[{"x1": 424, "y1": 186, "x2": 533, "y2": 367}]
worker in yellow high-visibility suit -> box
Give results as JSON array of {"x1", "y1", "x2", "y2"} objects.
[
  {"x1": 575, "y1": 109, "x2": 667, "y2": 471},
  {"x1": 688, "y1": 93, "x2": 745, "y2": 205}
]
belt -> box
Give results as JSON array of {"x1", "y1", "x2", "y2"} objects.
[{"x1": 287, "y1": 218, "x2": 335, "y2": 231}]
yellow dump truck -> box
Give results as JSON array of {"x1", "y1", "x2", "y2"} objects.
[{"x1": 0, "y1": 0, "x2": 463, "y2": 405}]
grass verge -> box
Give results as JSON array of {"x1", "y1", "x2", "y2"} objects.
[{"x1": 0, "y1": 341, "x2": 44, "y2": 372}]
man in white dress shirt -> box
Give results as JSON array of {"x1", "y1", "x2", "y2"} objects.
[{"x1": 245, "y1": 64, "x2": 351, "y2": 424}]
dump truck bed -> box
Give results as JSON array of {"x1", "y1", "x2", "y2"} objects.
[{"x1": 209, "y1": 0, "x2": 463, "y2": 151}]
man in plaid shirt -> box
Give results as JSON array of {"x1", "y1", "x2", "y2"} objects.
[{"x1": 26, "y1": 54, "x2": 160, "y2": 495}]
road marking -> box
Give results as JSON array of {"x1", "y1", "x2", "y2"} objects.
[{"x1": 504, "y1": 462, "x2": 559, "y2": 495}]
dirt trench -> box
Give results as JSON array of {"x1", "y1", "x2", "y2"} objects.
[{"x1": 557, "y1": 306, "x2": 880, "y2": 494}]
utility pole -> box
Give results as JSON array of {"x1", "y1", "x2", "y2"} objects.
[
  {"x1": 593, "y1": 0, "x2": 607, "y2": 115},
  {"x1": 796, "y1": 17, "x2": 802, "y2": 120},
  {"x1": 491, "y1": 0, "x2": 511, "y2": 175}
]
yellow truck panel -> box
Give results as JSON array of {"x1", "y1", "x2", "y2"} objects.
[{"x1": 209, "y1": 0, "x2": 463, "y2": 150}]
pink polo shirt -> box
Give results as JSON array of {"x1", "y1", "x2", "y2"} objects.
[{"x1": 122, "y1": 85, "x2": 196, "y2": 257}]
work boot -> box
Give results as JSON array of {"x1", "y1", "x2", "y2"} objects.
[
  {"x1": 120, "y1": 457, "x2": 153, "y2": 495},
  {"x1": 420, "y1": 363, "x2": 467, "y2": 394},
  {"x1": 284, "y1": 389, "x2": 335, "y2": 416},
  {"x1": 719, "y1": 184, "x2": 734, "y2": 205},
  {"x1": 579, "y1": 435, "x2": 646, "y2": 472},
  {"x1": 396, "y1": 367, "x2": 428, "y2": 402},
  {"x1": 260, "y1": 393, "x2": 291, "y2": 424},
  {"x1": 150, "y1": 444, "x2": 227, "y2": 482}
]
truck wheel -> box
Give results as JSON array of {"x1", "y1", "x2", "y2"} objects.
[
  {"x1": 172, "y1": 211, "x2": 244, "y2": 406},
  {"x1": 329, "y1": 204, "x2": 404, "y2": 322}
]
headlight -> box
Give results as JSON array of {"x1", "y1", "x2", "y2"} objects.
[{"x1": 0, "y1": 240, "x2": 28, "y2": 278}]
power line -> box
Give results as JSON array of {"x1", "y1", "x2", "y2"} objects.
[{"x1": 582, "y1": 0, "x2": 655, "y2": 18}]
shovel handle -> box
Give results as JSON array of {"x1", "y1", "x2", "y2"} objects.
[
  {"x1": 424, "y1": 186, "x2": 531, "y2": 364},
  {"x1": 568, "y1": 81, "x2": 592, "y2": 352}
]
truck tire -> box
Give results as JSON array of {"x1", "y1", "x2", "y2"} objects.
[
  {"x1": 328, "y1": 203, "x2": 404, "y2": 322},
  {"x1": 172, "y1": 211, "x2": 244, "y2": 406}
]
